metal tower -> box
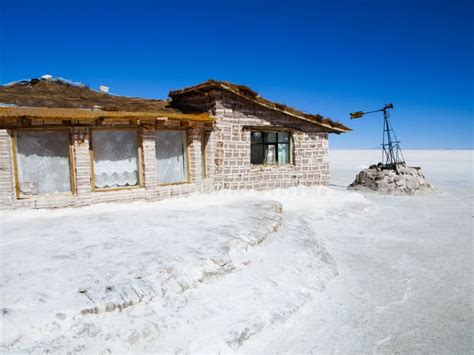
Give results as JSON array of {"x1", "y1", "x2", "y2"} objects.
[{"x1": 350, "y1": 103, "x2": 405, "y2": 168}]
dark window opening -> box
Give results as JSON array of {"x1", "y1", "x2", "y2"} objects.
[{"x1": 251, "y1": 131, "x2": 290, "y2": 165}]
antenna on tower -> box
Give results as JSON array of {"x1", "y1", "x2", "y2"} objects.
[{"x1": 349, "y1": 103, "x2": 405, "y2": 168}]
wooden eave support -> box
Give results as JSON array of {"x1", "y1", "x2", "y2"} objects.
[{"x1": 19, "y1": 116, "x2": 31, "y2": 126}]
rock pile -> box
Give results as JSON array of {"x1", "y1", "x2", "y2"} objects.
[{"x1": 349, "y1": 163, "x2": 433, "y2": 195}]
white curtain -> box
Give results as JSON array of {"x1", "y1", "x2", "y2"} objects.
[
  {"x1": 265, "y1": 145, "x2": 276, "y2": 164},
  {"x1": 155, "y1": 130, "x2": 187, "y2": 184},
  {"x1": 92, "y1": 130, "x2": 139, "y2": 189},
  {"x1": 278, "y1": 144, "x2": 289, "y2": 164},
  {"x1": 16, "y1": 131, "x2": 71, "y2": 194}
]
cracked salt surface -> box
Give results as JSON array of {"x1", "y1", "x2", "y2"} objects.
[{"x1": 0, "y1": 150, "x2": 472, "y2": 353}]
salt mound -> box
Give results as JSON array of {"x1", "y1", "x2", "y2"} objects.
[{"x1": 349, "y1": 163, "x2": 433, "y2": 195}]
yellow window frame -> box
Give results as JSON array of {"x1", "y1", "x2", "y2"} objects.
[
  {"x1": 10, "y1": 128, "x2": 76, "y2": 199},
  {"x1": 89, "y1": 127, "x2": 144, "y2": 192},
  {"x1": 155, "y1": 128, "x2": 191, "y2": 186}
]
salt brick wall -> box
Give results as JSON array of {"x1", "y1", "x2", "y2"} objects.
[
  {"x1": 178, "y1": 90, "x2": 330, "y2": 191},
  {"x1": 0, "y1": 130, "x2": 15, "y2": 207},
  {"x1": 72, "y1": 127, "x2": 92, "y2": 199},
  {"x1": 141, "y1": 128, "x2": 158, "y2": 192}
]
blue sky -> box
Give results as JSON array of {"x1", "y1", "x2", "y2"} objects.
[{"x1": 1, "y1": 0, "x2": 472, "y2": 148}]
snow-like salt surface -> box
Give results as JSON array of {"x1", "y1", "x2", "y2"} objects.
[{"x1": 0, "y1": 150, "x2": 472, "y2": 353}]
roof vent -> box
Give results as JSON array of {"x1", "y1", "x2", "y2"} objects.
[
  {"x1": 99, "y1": 85, "x2": 109, "y2": 93},
  {"x1": 41, "y1": 74, "x2": 52, "y2": 80}
]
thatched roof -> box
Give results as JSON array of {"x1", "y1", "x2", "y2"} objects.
[
  {"x1": 169, "y1": 80, "x2": 351, "y2": 133},
  {"x1": 0, "y1": 77, "x2": 349, "y2": 132},
  {"x1": 0, "y1": 77, "x2": 213, "y2": 125},
  {"x1": 0, "y1": 77, "x2": 181, "y2": 113}
]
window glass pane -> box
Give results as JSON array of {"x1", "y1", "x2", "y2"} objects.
[
  {"x1": 251, "y1": 132, "x2": 263, "y2": 143},
  {"x1": 16, "y1": 130, "x2": 71, "y2": 194},
  {"x1": 278, "y1": 132, "x2": 289, "y2": 143},
  {"x1": 251, "y1": 143, "x2": 264, "y2": 164},
  {"x1": 264, "y1": 145, "x2": 277, "y2": 164},
  {"x1": 265, "y1": 132, "x2": 277, "y2": 143},
  {"x1": 278, "y1": 144, "x2": 289, "y2": 164},
  {"x1": 92, "y1": 130, "x2": 139, "y2": 189},
  {"x1": 155, "y1": 130, "x2": 188, "y2": 184}
]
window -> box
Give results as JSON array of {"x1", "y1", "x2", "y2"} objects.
[
  {"x1": 155, "y1": 130, "x2": 188, "y2": 184},
  {"x1": 91, "y1": 130, "x2": 139, "y2": 189},
  {"x1": 251, "y1": 131, "x2": 290, "y2": 165},
  {"x1": 14, "y1": 130, "x2": 72, "y2": 195}
]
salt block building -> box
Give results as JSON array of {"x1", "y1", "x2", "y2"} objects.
[{"x1": 0, "y1": 77, "x2": 350, "y2": 209}]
